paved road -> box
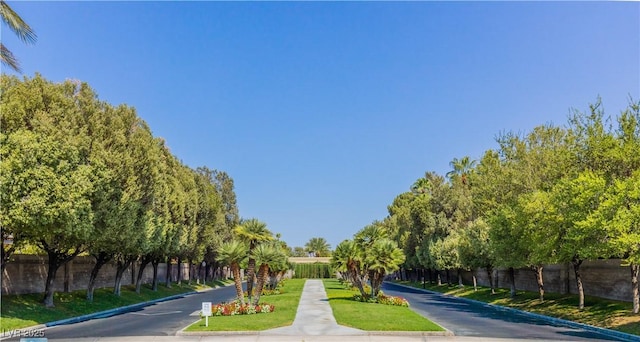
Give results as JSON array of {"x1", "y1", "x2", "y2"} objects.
[
  {"x1": 9, "y1": 284, "x2": 239, "y2": 341},
  {"x1": 381, "y1": 282, "x2": 626, "y2": 341}
]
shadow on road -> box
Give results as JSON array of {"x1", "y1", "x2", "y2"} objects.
[{"x1": 382, "y1": 282, "x2": 622, "y2": 341}]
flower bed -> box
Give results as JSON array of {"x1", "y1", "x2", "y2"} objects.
[
  {"x1": 243, "y1": 288, "x2": 282, "y2": 297},
  {"x1": 352, "y1": 292, "x2": 410, "y2": 307},
  {"x1": 207, "y1": 302, "x2": 275, "y2": 316}
]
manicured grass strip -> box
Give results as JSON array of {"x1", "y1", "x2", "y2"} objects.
[
  {"x1": 1, "y1": 281, "x2": 221, "y2": 331},
  {"x1": 396, "y1": 280, "x2": 640, "y2": 336},
  {"x1": 185, "y1": 278, "x2": 305, "y2": 331},
  {"x1": 323, "y1": 279, "x2": 445, "y2": 331}
]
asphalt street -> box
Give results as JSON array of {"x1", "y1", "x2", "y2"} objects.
[
  {"x1": 8, "y1": 284, "x2": 239, "y2": 341},
  {"x1": 381, "y1": 282, "x2": 627, "y2": 341}
]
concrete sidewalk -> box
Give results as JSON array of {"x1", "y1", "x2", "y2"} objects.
[{"x1": 261, "y1": 279, "x2": 365, "y2": 336}]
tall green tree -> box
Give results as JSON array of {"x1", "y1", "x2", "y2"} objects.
[
  {"x1": 457, "y1": 218, "x2": 495, "y2": 293},
  {"x1": 0, "y1": 0, "x2": 36, "y2": 72},
  {"x1": 595, "y1": 171, "x2": 640, "y2": 313},
  {"x1": 0, "y1": 75, "x2": 97, "y2": 307},
  {"x1": 1, "y1": 130, "x2": 94, "y2": 307},
  {"x1": 546, "y1": 172, "x2": 611, "y2": 309}
]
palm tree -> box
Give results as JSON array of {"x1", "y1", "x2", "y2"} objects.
[
  {"x1": 364, "y1": 238, "x2": 406, "y2": 298},
  {"x1": 331, "y1": 239, "x2": 366, "y2": 297},
  {"x1": 250, "y1": 243, "x2": 286, "y2": 305},
  {"x1": 216, "y1": 240, "x2": 248, "y2": 304},
  {"x1": 233, "y1": 218, "x2": 273, "y2": 301},
  {"x1": 411, "y1": 176, "x2": 430, "y2": 195},
  {"x1": 1, "y1": 1, "x2": 37, "y2": 72},
  {"x1": 304, "y1": 237, "x2": 331, "y2": 257},
  {"x1": 446, "y1": 156, "x2": 477, "y2": 185}
]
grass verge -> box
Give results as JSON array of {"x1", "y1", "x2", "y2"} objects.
[
  {"x1": 1, "y1": 280, "x2": 232, "y2": 331},
  {"x1": 395, "y1": 280, "x2": 640, "y2": 336},
  {"x1": 185, "y1": 278, "x2": 305, "y2": 331},
  {"x1": 323, "y1": 279, "x2": 445, "y2": 331}
]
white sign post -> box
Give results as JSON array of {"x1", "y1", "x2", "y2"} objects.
[{"x1": 202, "y1": 302, "x2": 212, "y2": 327}]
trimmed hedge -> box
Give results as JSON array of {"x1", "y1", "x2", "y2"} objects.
[{"x1": 292, "y1": 263, "x2": 335, "y2": 278}]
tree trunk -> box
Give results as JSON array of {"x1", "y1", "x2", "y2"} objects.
[
  {"x1": 349, "y1": 263, "x2": 366, "y2": 297},
  {"x1": 446, "y1": 269, "x2": 452, "y2": 286},
  {"x1": 231, "y1": 263, "x2": 244, "y2": 305},
  {"x1": 457, "y1": 268, "x2": 464, "y2": 287},
  {"x1": 177, "y1": 257, "x2": 182, "y2": 286},
  {"x1": 43, "y1": 254, "x2": 61, "y2": 307},
  {"x1": 572, "y1": 257, "x2": 584, "y2": 309},
  {"x1": 246, "y1": 257, "x2": 256, "y2": 301},
  {"x1": 436, "y1": 270, "x2": 442, "y2": 286},
  {"x1": 252, "y1": 263, "x2": 269, "y2": 305},
  {"x1": 135, "y1": 256, "x2": 152, "y2": 294},
  {"x1": 86, "y1": 252, "x2": 111, "y2": 302},
  {"x1": 1, "y1": 229, "x2": 15, "y2": 274},
  {"x1": 631, "y1": 263, "x2": 639, "y2": 314},
  {"x1": 508, "y1": 267, "x2": 516, "y2": 298},
  {"x1": 165, "y1": 256, "x2": 172, "y2": 288},
  {"x1": 130, "y1": 260, "x2": 136, "y2": 286},
  {"x1": 152, "y1": 259, "x2": 159, "y2": 291},
  {"x1": 472, "y1": 272, "x2": 478, "y2": 292},
  {"x1": 113, "y1": 256, "x2": 133, "y2": 296},
  {"x1": 487, "y1": 266, "x2": 496, "y2": 295},
  {"x1": 63, "y1": 261, "x2": 70, "y2": 293},
  {"x1": 534, "y1": 265, "x2": 544, "y2": 302},
  {"x1": 42, "y1": 247, "x2": 81, "y2": 307}
]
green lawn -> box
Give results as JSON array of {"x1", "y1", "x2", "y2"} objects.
[
  {"x1": 396, "y1": 280, "x2": 640, "y2": 336},
  {"x1": 185, "y1": 278, "x2": 305, "y2": 331},
  {"x1": 323, "y1": 279, "x2": 445, "y2": 331},
  {"x1": 0, "y1": 280, "x2": 231, "y2": 331}
]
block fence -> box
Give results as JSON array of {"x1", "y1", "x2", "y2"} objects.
[
  {"x1": 414, "y1": 259, "x2": 632, "y2": 303},
  {"x1": 1, "y1": 254, "x2": 230, "y2": 295}
]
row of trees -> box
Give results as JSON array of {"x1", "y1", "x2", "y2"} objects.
[
  {"x1": 0, "y1": 74, "x2": 240, "y2": 306},
  {"x1": 371, "y1": 99, "x2": 639, "y2": 313}
]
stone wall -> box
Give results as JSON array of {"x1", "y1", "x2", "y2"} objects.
[
  {"x1": 1, "y1": 255, "x2": 211, "y2": 295},
  {"x1": 455, "y1": 259, "x2": 632, "y2": 302}
]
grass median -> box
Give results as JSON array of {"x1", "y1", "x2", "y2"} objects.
[
  {"x1": 185, "y1": 278, "x2": 305, "y2": 331},
  {"x1": 1, "y1": 279, "x2": 232, "y2": 331},
  {"x1": 395, "y1": 280, "x2": 640, "y2": 336},
  {"x1": 323, "y1": 279, "x2": 445, "y2": 331}
]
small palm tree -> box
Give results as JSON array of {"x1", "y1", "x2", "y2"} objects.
[
  {"x1": 365, "y1": 238, "x2": 405, "y2": 298},
  {"x1": 250, "y1": 243, "x2": 286, "y2": 305},
  {"x1": 216, "y1": 240, "x2": 248, "y2": 304},
  {"x1": 233, "y1": 218, "x2": 273, "y2": 301},
  {"x1": 304, "y1": 237, "x2": 331, "y2": 257},
  {"x1": 1, "y1": 1, "x2": 37, "y2": 72},
  {"x1": 331, "y1": 239, "x2": 366, "y2": 297}
]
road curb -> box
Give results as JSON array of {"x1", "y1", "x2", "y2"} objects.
[
  {"x1": 386, "y1": 281, "x2": 640, "y2": 342},
  {"x1": 44, "y1": 291, "x2": 198, "y2": 327}
]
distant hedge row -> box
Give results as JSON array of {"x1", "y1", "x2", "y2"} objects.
[{"x1": 292, "y1": 263, "x2": 335, "y2": 279}]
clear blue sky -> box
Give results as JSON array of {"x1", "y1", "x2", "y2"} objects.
[{"x1": 4, "y1": 1, "x2": 639, "y2": 250}]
